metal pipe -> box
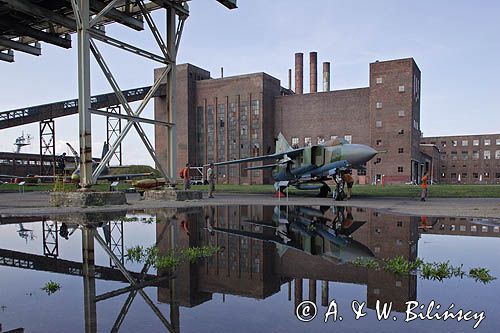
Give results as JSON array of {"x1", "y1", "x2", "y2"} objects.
[
  {"x1": 323, "y1": 62, "x2": 330, "y2": 92},
  {"x1": 221, "y1": 67, "x2": 224, "y2": 78},
  {"x1": 310, "y1": 51, "x2": 317, "y2": 93},
  {"x1": 294, "y1": 53, "x2": 303, "y2": 94}
]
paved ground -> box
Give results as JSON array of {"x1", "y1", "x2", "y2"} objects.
[{"x1": 1, "y1": 191, "x2": 499, "y2": 219}]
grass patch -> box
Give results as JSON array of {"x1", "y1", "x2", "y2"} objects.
[
  {"x1": 125, "y1": 244, "x2": 220, "y2": 270},
  {"x1": 41, "y1": 281, "x2": 61, "y2": 295},
  {"x1": 353, "y1": 256, "x2": 494, "y2": 283}
]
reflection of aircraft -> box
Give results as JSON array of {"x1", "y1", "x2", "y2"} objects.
[
  {"x1": 214, "y1": 205, "x2": 373, "y2": 264},
  {"x1": 212, "y1": 133, "x2": 380, "y2": 196},
  {"x1": 67, "y1": 142, "x2": 153, "y2": 183},
  {"x1": 17, "y1": 223, "x2": 35, "y2": 243}
]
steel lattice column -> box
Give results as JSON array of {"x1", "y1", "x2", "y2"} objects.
[
  {"x1": 39, "y1": 119, "x2": 55, "y2": 176},
  {"x1": 42, "y1": 220, "x2": 59, "y2": 258},
  {"x1": 106, "y1": 221, "x2": 124, "y2": 268},
  {"x1": 106, "y1": 106, "x2": 122, "y2": 166}
]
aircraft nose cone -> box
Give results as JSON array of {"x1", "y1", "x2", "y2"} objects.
[{"x1": 343, "y1": 144, "x2": 378, "y2": 165}]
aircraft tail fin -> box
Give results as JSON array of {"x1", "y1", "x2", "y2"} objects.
[{"x1": 275, "y1": 133, "x2": 292, "y2": 154}]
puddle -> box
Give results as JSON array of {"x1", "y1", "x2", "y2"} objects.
[{"x1": 0, "y1": 205, "x2": 499, "y2": 332}]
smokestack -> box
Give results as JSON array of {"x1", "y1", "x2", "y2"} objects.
[
  {"x1": 221, "y1": 67, "x2": 224, "y2": 78},
  {"x1": 294, "y1": 52, "x2": 303, "y2": 94},
  {"x1": 288, "y1": 68, "x2": 292, "y2": 90},
  {"x1": 323, "y1": 62, "x2": 330, "y2": 92},
  {"x1": 310, "y1": 51, "x2": 317, "y2": 93}
]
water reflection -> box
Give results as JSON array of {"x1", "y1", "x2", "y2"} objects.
[{"x1": 0, "y1": 207, "x2": 499, "y2": 332}]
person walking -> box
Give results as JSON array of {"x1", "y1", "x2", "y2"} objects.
[
  {"x1": 180, "y1": 163, "x2": 191, "y2": 190},
  {"x1": 420, "y1": 172, "x2": 429, "y2": 201},
  {"x1": 207, "y1": 163, "x2": 216, "y2": 198},
  {"x1": 342, "y1": 172, "x2": 354, "y2": 199}
]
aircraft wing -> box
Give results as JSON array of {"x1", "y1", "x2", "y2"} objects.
[
  {"x1": 211, "y1": 147, "x2": 305, "y2": 167},
  {"x1": 97, "y1": 172, "x2": 153, "y2": 181}
]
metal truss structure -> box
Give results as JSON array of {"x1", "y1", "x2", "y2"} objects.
[
  {"x1": 106, "y1": 220, "x2": 124, "y2": 267},
  {"x1": 106, "y1": 106, "x2": 122, "y2": 166},
  {"x1": 42, "y1": 220, "x2": 59, "y2": 258},
  {"x1": 1, "y1": 0, "x2": 237, "y2": 188},
  {"x1": 39, "y1": 119, "x2": 55, "y2": 175}
]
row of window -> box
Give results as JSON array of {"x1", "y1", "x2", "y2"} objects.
[
  {"x1": 375, "y1": 77, "x2": 406, "y2": 93},
  {"x1": 291, "y1": 135, "x2": 353, "y2": 147},
  {"x1": 445, "y1": 150, "x2": 500, "y2": 160},
  {"x1": 433, "y1": 138, "x2": 500, "y2": 148},
  {"x1": 440, "y1": 172, "x2": 499, "y2": 179}
]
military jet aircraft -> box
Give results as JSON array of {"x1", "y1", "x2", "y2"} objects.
[
  {"x1": 212, "y1": 133, "x2": 380, "y2": 196},
  {"x1": 67, "y1": 142, "x2": 152, "y2": 184}
]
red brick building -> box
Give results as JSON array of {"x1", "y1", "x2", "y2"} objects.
[{"x1": 154, "y1": 54, "x2": 499, "y2": 185}]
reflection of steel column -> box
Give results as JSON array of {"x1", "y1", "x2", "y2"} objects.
[
  {"x1": 288, "y1": 281, "x2": 292, "y2": 301},
  {"x1": 294, "y1": 278, "x2": 303, "y2": 310},
  {"x1": 310, "y1": 52, "x2": 317, "y2": 93},
  {"x1": 309, "y1": 279, "x2": 316, "y2": 302},
  {"x1": 323, "y1": 62, "x2": 330, "y2": 92},
  {"x1": 321, "y1": 280, "x2": 329, "y2": 307},
  {"x1": 169, "y1": 222, "x2": 180, "y2": 332},
  {"x1": 82, "y1": 227, "x2": 96, "y2": 333},
  {"x1": 295, "y1": 53, "x2": 303, "y2": 94}
]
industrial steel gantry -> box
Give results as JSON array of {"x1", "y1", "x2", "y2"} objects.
[{"x1": 0, "y1": 0, "x2": 237, "y2": 187}]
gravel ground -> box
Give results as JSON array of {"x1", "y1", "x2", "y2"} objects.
[{"x1": 0, "y1": 191, "x2": 499, "y2": 219}]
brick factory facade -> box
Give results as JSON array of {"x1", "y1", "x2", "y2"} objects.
[{"x1": 154, "y1": 54, "x2": 500, "y2": 185}]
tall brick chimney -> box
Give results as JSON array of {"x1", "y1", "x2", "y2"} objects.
[
  {"x1": 323, "y1": 62, "x2": 330, "y2": 92},
  {"x1": 295, "y1": 52, "x2": 303, "y2": 94},
  {"x1": 310, "y1": 51, "x2": 317, "y2": 93},
  {"x1": 288, "y1": 68, "x2": 292, "y2": 90}
]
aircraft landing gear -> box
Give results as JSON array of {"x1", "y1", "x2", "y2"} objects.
[
  {"x1": 333, "y1": 175, "x2": 347, "y2": 201},
  {"x1": 317, "y1": 182, "x2": 331, "y2": 198}
]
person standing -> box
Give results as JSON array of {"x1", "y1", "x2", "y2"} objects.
[
  {"x1": 342, "y1": 172, "x2": 354, "y2": 199},
  {"x1": 56, "y1": 152, "x2": 66, "y2": 175},
  {"x1": 420, "y1": 172, "x2": 429, "y2": 201},
  {"x1": 207, "y1": 163, "x2": 216, "y2": 198},
  {"x1": 180, "y1": 163, "x2": 191, "y2": 190}
]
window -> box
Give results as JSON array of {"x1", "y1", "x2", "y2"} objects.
[
  {"x1": 291, "y1": 137, "x2": 299, "y2": 148},
  {"x1": 484, "y1": 172, "x2": 490, "y2": 178},
  {"x1": 398, "y1": 166, "x2": 404, "y2": 172},
  {"x1": 376, "y1": 139, "x2": 382, "y2": 146},
  {"x1": 473, "y1": 173, "x2": 479, "y2": 179},
  {"x1": 398, "y1": 85, "x2": 405, "y2": 92},
  {"x1": 317, "y1": 136, "x2": 325, "y2": 144},
  {"x1": 472, "y1": 151, "x2": 479, "y2": 160},
  {"x1": 375, "y1": 120, "x2": 382, "y2": 128},
  {"x1": 471, "y1": 226, "x2": 477, "y2": 232},
  {"x1": 451, "y1": 172, "x2": 457, "y2": 179},
  {"x1": 440, "y1": 154, "x2": 446, "y2": 161},
  {"x1": 441, "y1": 141, "x2": 447, "y2": 147},
  {"x1": 461, "y1": 151, "x2": 468, "y2": 160},
  {"x1": 484, "y1": 150, "x2": 491, "y2": 160},
  {"x1": 304, "y1": 137, "x2": 311, "y2": 146},
  {"x1": 462, "y1": 173, "x2": 468, "y2": 178},
  {"x1": 344, "y1": 135, "x2": 352, "y2": 143},
  {"x1": 452, "y1": 140, "x2": 458, "y2": 147},
  {"x1": 496, "y1": 150, "x2": 500, "y2": 160},
  {"x1": 398, "y1": 129, "x2": 405, "y2": 135},
  {"x1": 376, "y1": 102, "x2": 382, "y2": 109},
  {"x1": 441, "y1": 172, "x2": 446, "y2": 178},
  {"x1": 485, "y1": 139, "x2": 491, "y2": 146},
  {"x1": 398, "y1": 110, "x2": 405, "y2": 117},
  {"x1": 398, "y1": 148, "x2": 404, "y2": 153},
  {"x1": 397, "y1": 221, "x2": 403, "y2": 227},
  {"x1": 357, "y1": 167, "x2": 367, "y2": 176},
  {"x1": 330, "y1": 135, "x2": 338, "y2": 141},
  {"x1": 376, "y1": 77, "x2": 383, "y2": 84},
  {"x1": 473, "y1": 139, "x2": 479, "y2": 146},
  {"x1": 413, "y1": 120, "x2": 419, "y2": 130},
  {"x1": 462, "y1": 140, "x2": 468, "y2": 146},
  {"x1": 496, "y1": 139, "x2": 500, "y2": 145},
  {"x1": 496, "y1": 173, "x2": 500, "y2": 179},
  {"x1": 451, "y1": 151, "x2": 457, "y2": 160}
]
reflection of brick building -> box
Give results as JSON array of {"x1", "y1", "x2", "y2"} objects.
[{"x1": 155, "y1": 206, "x2": 420, "y2": 313}]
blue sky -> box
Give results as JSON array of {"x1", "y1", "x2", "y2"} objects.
[{"x1": 1, "y1": 0, "x2": 499, "y2": 165}]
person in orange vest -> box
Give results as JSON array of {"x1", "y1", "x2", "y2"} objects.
[
  {"x1": 180, "y1": 163, "x2": 191, "y2": 190},
  {"x1": 342, "y1": 172, "x2": 354, "y2": 199},
  {"x1": 420, "y1": 172, "x2": 429, "y2": 201}
]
